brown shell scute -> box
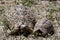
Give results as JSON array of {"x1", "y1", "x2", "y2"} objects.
[{"x1": 34, "y1": 18, "x2": 54, "y2": 37}]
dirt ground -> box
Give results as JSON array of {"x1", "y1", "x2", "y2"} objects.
[{"x1": 0, "y1": 0, "x2": 60, "y2": 40}]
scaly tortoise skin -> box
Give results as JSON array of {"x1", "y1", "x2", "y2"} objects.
[{"x1": 34, "y1": 17, "x2": 54, "y2": 37}]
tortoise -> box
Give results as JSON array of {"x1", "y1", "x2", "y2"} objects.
[
  {"x1": 7, "y1": 4, "x2": 36, "y2": 36},
  {"x1": 34, "y1": 17, "x2": 54, "y2": 37}
]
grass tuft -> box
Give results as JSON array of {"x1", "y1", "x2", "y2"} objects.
[{"x1": 21, "y1": 0, "x2": 34, "y2": 7}]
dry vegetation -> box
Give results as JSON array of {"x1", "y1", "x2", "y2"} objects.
[{"x1": 0, "y1": 0, "x2": 60, "y2": 40}]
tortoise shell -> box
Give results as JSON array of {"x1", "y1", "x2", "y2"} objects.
[
  {"x1": 7, "y1": 4, "x2": 36, "y2": 35},
  {"x1": 34, "y1": 17, "x2": 54, "y2": 37}
]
